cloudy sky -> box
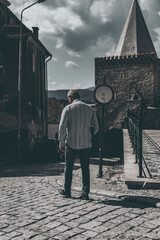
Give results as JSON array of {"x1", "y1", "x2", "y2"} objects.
[{"x1": 9, "y1": 0, "x2": 160, "y2": 90}]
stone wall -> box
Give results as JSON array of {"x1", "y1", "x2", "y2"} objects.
[
  {"x1": 48, "y1": 124, "x2": 59, "y2": 139},
  {"x1": 95, "y1": 55, "x2": 160, "y2": 131},
  {"x1": 153, "y1": 66, "x2": 160, "y2": 106},
  {"x1": 48, "y1": 97, "x2": 64, "y2": 124},
  {"x1": 142, "y1": 108, "x2": 160, "y2": 129}
]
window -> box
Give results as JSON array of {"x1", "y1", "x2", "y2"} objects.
[
  {"x1": 120, "y1": 72, "x2": 129, "y2": 79},
  {"x1": 131, "y1": 94, "x2": 139, "y2": 100}
]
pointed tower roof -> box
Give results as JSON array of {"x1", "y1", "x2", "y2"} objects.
[{"x1": 115, "y1": 0, "x2": 157, "y2": 57}]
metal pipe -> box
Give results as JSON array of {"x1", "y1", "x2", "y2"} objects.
[
  {"x1": 138, "y1": 106, "x2": 143, "y2": 177},
  {"x1": 45, "y1": 55, "x2": 52, "y2": 137},
  {"x1": 98, "y1": 76, "x2": 106, "y2": 178},
  {"x1": 98, "y1": 104, "x2": 104, "y2": 178}
]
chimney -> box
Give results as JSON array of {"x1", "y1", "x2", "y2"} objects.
[
  {"x1": 0, "y1": 0, "x2": 11, "y2": 6},
  {"x1": 32, "y1": 27, "x2": 39, "y2": 39}
]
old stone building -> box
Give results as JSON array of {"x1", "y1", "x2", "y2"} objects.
[
  {"x1": 95, "y1": 0, "x2": 160, "y2": 132},
  {"x1": 0, "y1": 0, "x2": 52, "y2": 158}
]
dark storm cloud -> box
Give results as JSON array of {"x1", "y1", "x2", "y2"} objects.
[
  {"x1": 35, "y1": 0, "x2": 133, "y2": 51},
  {"x1": 61, "y1": 0, "x2": 132, "y2": 52}
]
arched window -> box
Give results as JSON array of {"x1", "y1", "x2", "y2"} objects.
[{"x1": 131, "y1": 94, "x2": 139, "y2": 100}]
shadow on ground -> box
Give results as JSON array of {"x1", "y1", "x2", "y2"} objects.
[
  {"x1": 0, "y1": 157, "x2": 80, "y2": 177},
  {"x1": 0, "y1": 154, "x2": 123, "y2": 178},
  {"x1": 69, "y1": 195, "x2": 160, "y2": 208},
  {"x1": 96, "y1": 196, "x2": 160, "y2": 209}
]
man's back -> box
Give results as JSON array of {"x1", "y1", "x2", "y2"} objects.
[{"x1": 59, "y1": 100, "x2": 99, "y2": 149}]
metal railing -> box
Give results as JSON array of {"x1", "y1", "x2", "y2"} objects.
[{"x1": 127, "y1": 107, "x2": 152, "y2": 178}]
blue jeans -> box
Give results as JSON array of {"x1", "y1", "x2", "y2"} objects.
[{"x1": 64, "y1": 145, "x2": 90, "y2": 195}]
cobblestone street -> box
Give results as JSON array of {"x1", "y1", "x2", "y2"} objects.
[
  {"x1": 0, "y1": 156, "x2": 160, "y2": 240},
  {"x1": 1, "y1": 0, "x2": 160, "y2": 238}
]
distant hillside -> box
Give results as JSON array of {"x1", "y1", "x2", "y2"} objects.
[{"x1": 48, "y1": 87, "x2": 95, "y2": 102}]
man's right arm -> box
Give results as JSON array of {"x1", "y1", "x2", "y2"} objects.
[
  {"x1": 91, "y1": 110, "x2": 99, "y2": 135},
  {"x1": 58, "y1": 108, "x2": 69, "y2": 151}
]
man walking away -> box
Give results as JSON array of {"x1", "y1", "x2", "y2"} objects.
[{"x1": 58, "y1": 89, "x2": 99, "y2": 200}]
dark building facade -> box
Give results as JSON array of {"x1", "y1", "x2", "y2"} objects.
[
  {"x1": 95, "y1": 0, "x2": 160, "y2": 132},
  {"x1": 0, "y1": 0, "x2": 52, "y2": 158}
]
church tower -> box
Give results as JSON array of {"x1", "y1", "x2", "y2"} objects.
[{"x1": 95, "y1": 0, "x2": 160, "y2": 130}]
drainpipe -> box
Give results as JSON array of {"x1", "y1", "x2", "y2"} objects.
[{"x1": 45, "y1": 55, "x2": 52, "y2": 138}]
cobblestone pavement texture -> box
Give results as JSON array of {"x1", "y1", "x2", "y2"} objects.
[{"x1": 0, "y1": 154, "x2": 160, "y2": 240}]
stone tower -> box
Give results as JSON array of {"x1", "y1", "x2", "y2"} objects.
[{"x1": 95, "y1": 0, "x2": 160, "y2": 131}]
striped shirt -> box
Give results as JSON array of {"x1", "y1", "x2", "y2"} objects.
[{"x1": 58, "y1": 100, "x2": 99, "y2": 149}]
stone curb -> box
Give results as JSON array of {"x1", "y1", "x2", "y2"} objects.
[{"x1": 55, "y1": 179, "x2": 160, "y2": 208}]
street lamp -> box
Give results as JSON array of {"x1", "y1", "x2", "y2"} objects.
[{"x1": 17, "y1": 0, "x2": 46, "y2": 160}]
